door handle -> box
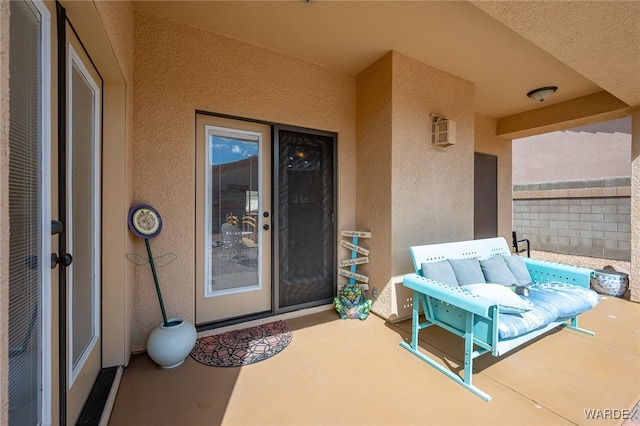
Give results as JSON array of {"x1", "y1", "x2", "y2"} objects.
[
  {"x1": 51, "y1": 220, "x2": 64, "y2": 235},
  {"x1": 51, "y1": 252, "x2": 73, "y2": 269}
]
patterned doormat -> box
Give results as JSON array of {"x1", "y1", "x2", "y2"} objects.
[{"x1": 190, "y1": 320, "x2": 292, "y2": 367}]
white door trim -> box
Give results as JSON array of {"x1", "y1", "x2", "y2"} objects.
[{"x1": 66, "y1": 42, "x2": 102, "y2": 387}]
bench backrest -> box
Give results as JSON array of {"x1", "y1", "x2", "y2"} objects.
[{"x1": 409, "y1": 237, "x2": 512, "y2": 275}]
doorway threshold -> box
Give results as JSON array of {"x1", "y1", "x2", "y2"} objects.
[
  {"x1": 76, "y1": 365, "x2": 123, "y2": 426},
  {"x1": 196, "y1": 304, "x2": 334, "y2": 338}
]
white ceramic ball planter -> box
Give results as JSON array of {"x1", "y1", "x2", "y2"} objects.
[
  {"x1": 147, "y1": 317, "x2": 197, "y2": 368},
  {"x1": 128, "y1": 205, "x2": 198, "y2": 368}
]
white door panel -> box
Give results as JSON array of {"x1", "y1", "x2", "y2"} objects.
[
  {"x1": 196, "y1": 115, "x2": 272, "y2": 324},
  {"x1": 7, "y1": 1, "x2": 52, "y2": 423},
  {"x1": 65, "y1": 25, "x2": 102, "y2": 423}
]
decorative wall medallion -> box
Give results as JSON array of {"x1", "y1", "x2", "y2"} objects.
[{"x1": 128, "y1": 204, "x2": 162, "y2": 239}]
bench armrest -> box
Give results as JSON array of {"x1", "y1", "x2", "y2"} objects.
[
  {"x1": 523, "y1": 258, "x2": 594, "y2": 288},
  {"x1": 403, "y1": 273, "x2": 495, "y2": 318}
]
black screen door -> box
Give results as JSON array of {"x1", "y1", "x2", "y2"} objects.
[
  {"x1": 474, "y1": 152, "x2": 498, "y2": 239},
  {"x1": 275, "y1": 127, "x2": 336, "y2": 311}
]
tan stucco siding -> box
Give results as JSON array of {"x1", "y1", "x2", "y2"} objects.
[
  {"x1": 361, "y1": 52, "x2": 475, "y2": 320},
  {"x1": 132, "y1": 11, "x2": 356, "y2": 350},
  {"x1": 355, "y1": 52, "x2": 393, "y2": 317},
  {"x1": 93, "y1": 1, "x2": 135, "y2": 80},
  {"x1": 513, "y1": 128, "x2": 631, "y2": 185},
  {"x1": 391, "y1": 52, "x2": 475, "y2": 275},
  {"x1": 474, "y1": 113, "x2": 513, "y2": 245}
]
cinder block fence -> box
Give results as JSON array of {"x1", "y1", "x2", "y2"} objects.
[{"x1": 513, "y1": 177, "x2": 630, "y2": 261}]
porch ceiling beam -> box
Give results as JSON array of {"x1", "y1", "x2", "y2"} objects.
[{"x1": 496, "y1": 91, "x2": 630, "y2": 140}]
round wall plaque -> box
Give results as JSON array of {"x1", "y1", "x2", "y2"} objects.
[{"x1": 128, "y1": 204, "x2": 162, "y2": 239}]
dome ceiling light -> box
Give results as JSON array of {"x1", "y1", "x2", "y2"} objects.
[{"x1": 527, "y1": 86, "x2": 558, "y2": 102}]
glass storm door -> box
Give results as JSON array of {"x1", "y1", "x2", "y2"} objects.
[
  {"x1": 64, "y1": 26, "x2": 102, "y2": 423},
  {"x1": 196, "y1": 115, "x2": 272, "y2": 324},
  {"x1": 7, "y1": 1, "x2": 51, "y2": 423}
]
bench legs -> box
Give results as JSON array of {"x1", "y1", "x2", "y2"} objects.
[
  {"x1": 399, "y1": 291, "x2": 492, "y2": 401},
  {"x1": 562, "y1": 316, "x2": 596, "y2": 336}
]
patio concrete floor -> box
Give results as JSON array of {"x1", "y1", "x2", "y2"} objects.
[{"x1": 107, "y1": 295, "x2": 640, "y2": 426}]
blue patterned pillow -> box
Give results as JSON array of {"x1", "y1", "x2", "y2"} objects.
[
  {"x1": 421, "y1": 260, "x2": 459, "y2": 287},
  {"x1": 480, "y1": 255, "x2": 519, "y2": 286},
  {"x1": 448, "y1": 258, "x2": 485, "y2": 286}
]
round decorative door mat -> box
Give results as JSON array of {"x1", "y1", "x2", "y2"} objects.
[{"x1": 190, "y1": 320, "x2": 292, "y2": 367}]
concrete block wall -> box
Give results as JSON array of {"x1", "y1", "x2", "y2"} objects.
[{"x1": 513, "y1": 177, "x2": 631, "y2": 261}]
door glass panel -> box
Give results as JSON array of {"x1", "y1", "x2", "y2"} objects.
[
  {"x1": 68, "y1": 50, "x2": 100, "y2": 379},
  {"x1": 8, "y1": 1, "x2": 47, "y2": 424},
  {"x1": 206, "y1": 128, "x2": 260, "y2": 296},
  {"x1": 277, "y1": 129, "x2": 335, "y2": 309}
]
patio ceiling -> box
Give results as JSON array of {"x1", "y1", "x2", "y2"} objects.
[{"x1": 132, "y1": 0, "x2": 640, "y2": 119}]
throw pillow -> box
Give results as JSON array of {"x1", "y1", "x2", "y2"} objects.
[
  {"x1": 421, "y1": 260, "x2": 459, "y2": 287},
  {"x1": 463, "y1": 283, "x2": 534, "y2": 314},
  {"x1": 502, "y1": 255, "x2": 533, "y2": 285},
  {"x1": 448, "y1": 258, "x2": 485, "y2": 286},
  {"x1": 480, "y1": 255, "x2": 519, "y2": 286}
]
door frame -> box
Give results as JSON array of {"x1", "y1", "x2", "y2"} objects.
[
  {"x1": 56, "y1": 4, "x2": 69, "y2": 423},
  {"x1": 474, "y1": 152, "x2": 498, "y2": 239},
  {"x1": 194, "y1": 112, "x2": 339, "y2": 328}
]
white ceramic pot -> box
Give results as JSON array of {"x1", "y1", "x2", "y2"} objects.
[
  {"x1": 146, "y1": 317, "x2": 197, "y2": 368},
  {"x1": 590, "y1": 269, "x2": 629, "y2": 297}
]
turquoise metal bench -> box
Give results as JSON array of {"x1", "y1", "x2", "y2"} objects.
[{"x1": 400, "y1": 237, "x2": 596, "y2": 401}]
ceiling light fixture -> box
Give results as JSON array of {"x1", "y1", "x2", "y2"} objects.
[{"x1": 527, "y1": 86, "x2": 558, "y2": 102}]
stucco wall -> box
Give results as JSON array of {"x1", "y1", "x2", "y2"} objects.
[
  {"x1": 133, "y1": 11, "x2": 357, "y2": 350},
  {"x1": 474, "y1": 113, "x2": 513, "y2": 244},
  {"x1": 355, "y1": 52, "x2": 393, "y2": 318},
  {"x1": 391, "y1": 52, "x2": 475, "y2": 269},
  {"x1": 362, "y1": 52, "x2": 475, "y2": 320},
  {"x1": 513, "y1": 126, "x2": 631, "y2": 185}
]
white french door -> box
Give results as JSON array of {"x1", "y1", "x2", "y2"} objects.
[
  {"x1": 195, "y1": 115, "x2": 272, "y2": 324},
  {"x1": 8, "y1": 3, "x2": 103, "y2": 423},
  {"x1": 7, "y1": 1, "x2": 52, "y2": 424},
  {"x1": 64, "y1": 24, "x2": 102, "y2": 423}
]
